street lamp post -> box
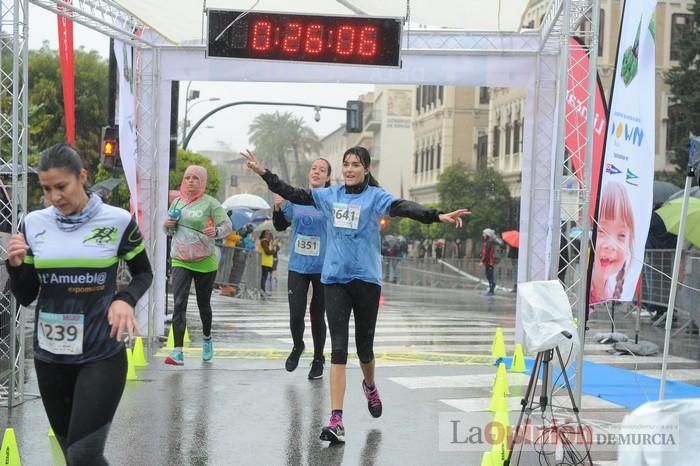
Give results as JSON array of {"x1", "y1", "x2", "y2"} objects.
[{"x1": 181, "y1": 84, "x2": 220, "y2": 145}]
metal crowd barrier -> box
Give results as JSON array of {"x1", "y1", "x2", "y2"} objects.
[
  {"x1": 215, "y1": 246, "x2": 267, "y2": 300},
  {"x1": 640, "y1": 249, "x2": 700, "y2": 334},
  {"x1": 380, "y1": 256, "x2": 516, "y2": 290}
]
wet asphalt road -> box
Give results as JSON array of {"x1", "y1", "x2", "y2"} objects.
[{"x1": 5, "y1": 280, "x2": 694, "y2": 465}]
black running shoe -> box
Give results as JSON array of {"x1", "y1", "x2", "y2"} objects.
[
  {"x1": 285, "y1": 344, "x2": 304, "y2": 372},
  {"x1": 319, "y1": 413, "x2": 345, "y2": 443},
  {"x1": 362, "y1": 380, "x2": 383, "y2": 418},
  {"x1": 308, "y1": 356, "x2": 325, "y2": 380}
]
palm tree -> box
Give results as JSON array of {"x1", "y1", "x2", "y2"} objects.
[{"x1": 248, "y1": 111, "x2": 321, "y2": 185}]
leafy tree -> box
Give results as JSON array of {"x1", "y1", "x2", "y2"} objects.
[
  {"x1": 248, "y1": 111, "x2": 321, "y2": 184},
  {"x1": 397, "y1": 217, "x2": 422, "y2": 239},
  {"x1": 167, "y1": 148, "x2": 222, "y2": 198},
  {"x1": 1, "y1": 44, "x2": 108, "y2": 208},
  {"x1": 664, "y1": 3, "x2": 700, "y2": 176},
  {"x1": 27, "y1": 44, "x2": 108, "y2": 177},
  {"x1": 437, "y1": 163, "x2": 511, "y2": 241}
]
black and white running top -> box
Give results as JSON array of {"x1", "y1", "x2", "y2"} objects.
[{"x1": 7, "y1": 201, "x2": 152, "y2": 364}]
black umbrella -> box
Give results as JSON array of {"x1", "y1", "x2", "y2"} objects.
[
  {"x1": 90, "y1": 178, "x2": 122, "y2": 197},
  {"x1": 653, "y1": 180, "x2": 681, "y2": 206}
]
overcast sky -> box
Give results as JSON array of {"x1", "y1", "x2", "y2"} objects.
[{"x1": 27, "y1": 4, "x2": 373, "y2": 155}]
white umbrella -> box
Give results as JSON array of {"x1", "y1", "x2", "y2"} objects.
[{"x1": 221, "y1": 193, "x2": 270, "y2": 210}]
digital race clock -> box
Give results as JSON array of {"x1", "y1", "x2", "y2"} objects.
[{"x1": 206, "y1": 10, "x2": 403, "y2": 67}]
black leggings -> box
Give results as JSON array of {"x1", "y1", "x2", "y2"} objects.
[
  {"x1": 260, "y1": 265, "x2": 273, "y2": 291},
  {"x1": 324, "y1": 280, "x2": 381, "y2": 365},
  {"x1": 288, "y1": 271, "x2": 326, "y2": 359},
  {"x1": 34, "y1": 349, "x2": 127, "y2": 466},
  {"x1": 171, "y1": 266, "x2": 216, "y2": 347}
]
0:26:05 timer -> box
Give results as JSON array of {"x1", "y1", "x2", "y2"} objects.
[{"x1": 247, "y1": 20, "x2": 378, "y2": 58}]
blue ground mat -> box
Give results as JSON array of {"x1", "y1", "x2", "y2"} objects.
[{"x1": 499, "y1": 356, "x2": 700, "y2": 410}]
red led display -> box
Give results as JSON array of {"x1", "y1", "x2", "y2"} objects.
[{"x1": 207, "y1": 10, "x2": 402, "y2": 67}]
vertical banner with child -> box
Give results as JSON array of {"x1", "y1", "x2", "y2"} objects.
[{"x1": 589, "y1": 0, "x2": 657, "y2": 305}]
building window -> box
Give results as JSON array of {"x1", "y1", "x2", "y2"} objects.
[
  {"x1": 598, "y1": 9, "x2": 605, "y2": 57},
  {"x1": 436, "y1": 143, "x2": 442, "y2": 169},
  {"x1": 666, "y1": 104, "x2": 683, "y2": 151},
  {"x1": 479, "y1": 87, "x2": 489, "y2": 105},
  {"x1": 493, "y1": 126, "x2": 500, "y2": 158},
  {"x1": 421, "y1": 148, "x2": 427, "y2": 173},
  {"x1": 414, "y1": 151, "x2": 418, "y2": 174},
  {"x1": 512, "y1": 119, "x2": 521, "y2": 154},
  {"x1": 477, "y1": 134, "x2": 488, "y2": 169},
  {"x1": 415, "y1": 86, "x2": 421, "y2": 112},
  {"x1": 429, "y1": 146, "x2": 435, "y2": 171},
  {"x1": 505, "y1": 123, "x2": 512, "y2": 156},
  {"x1": 671, "y1": 14, "x2": 692, "y2": 61}
]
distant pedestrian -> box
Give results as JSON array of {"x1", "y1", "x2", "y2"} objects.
[
  {"x1": 257, "y1": 230, "x2": 277, "y2": 295},
  {"x1": 507, "y1": 243, "x2": 519, "y2": 292},
  {"x1": 481, "y1": 228, "x2": 498, "y2": 295}
]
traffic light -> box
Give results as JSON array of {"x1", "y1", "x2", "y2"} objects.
[
  {"x1": 346, "y1": 100, "x2": 363, "y2": 133},
  {"x1": 100, "y1": 125, "x2": 120, "y2": 170},
  {"x1": 379, "y1": 216, "x2": 390, "y2": 231}
]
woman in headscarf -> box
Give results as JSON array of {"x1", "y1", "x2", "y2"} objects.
[{"x1": 163, "y1": 165, "x2": 231, "y2": 365}]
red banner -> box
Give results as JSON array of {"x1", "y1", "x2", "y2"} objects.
[
  {"x1": 565, "y1": 37, "x2": 608, "y2": 212},
  {"x1": 57, "y1": 4, "x2": 75, "y2": 145}
]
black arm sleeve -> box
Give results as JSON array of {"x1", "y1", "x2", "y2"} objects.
[
  {"x1": 272, "y1": 208, "x2": 291, "y2": 232},
  {"x1": 261, "y1": 170, "x2": 315, "y2": 206},
  {"x1": 113, "y1": 249, "x2": 153, "y2": 307},
  {"x1": 6, "y1": 261, "x2": 40, "y2": 306},
  {"x1": 389, "y1": 199, "x2": 442, "y2": 224}
]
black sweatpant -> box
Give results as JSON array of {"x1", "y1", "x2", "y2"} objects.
[
  {"x1": 34, "y1": 349, "x2": 127, "y2": 466},
  {"x1": 288, "y1": 271, "x2": 326, "y2": 359},
  {"x1": 485, "y1": 265, "x2": 496, "y2": 293},
  {"x1": 260, "y1": 265, "x2": 273, "y2": 291},
  {"x1": 171, "y1": 266, "x2": 216, "y2": 347},
  {"x1": 324, "y1": 280, "x2": 381, "y2": 365}
]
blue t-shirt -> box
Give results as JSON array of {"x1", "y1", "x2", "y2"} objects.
[
  {"x1": 312, "y1": 185, "x2": 396, "y2": 285},
  {"x1": 282, "y1": 202, "x2": 327, "y2": 274}
]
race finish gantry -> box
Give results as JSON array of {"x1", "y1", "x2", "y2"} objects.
[{"x1": 0, "y1": 0, "x2": 600, "y2": 410}]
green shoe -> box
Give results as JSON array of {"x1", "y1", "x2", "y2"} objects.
[{"x1": 202, "y1": 337, "x2": 213, "y2": 361}]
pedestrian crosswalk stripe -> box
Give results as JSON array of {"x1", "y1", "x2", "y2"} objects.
[
  {"x1": 439, "y1": 395, "x2": 623, "y2": 412},
  {"x1": 389, "y1": 373, "x2": 531, "y2": 389}
]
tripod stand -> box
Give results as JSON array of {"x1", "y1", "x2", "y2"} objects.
[{"x1": 504, "y1": 346, "x2": 593, "y2": 466}]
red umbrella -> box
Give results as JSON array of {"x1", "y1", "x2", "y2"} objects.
[{"x1": 502, "y1": 230, "x2": 519, "y2": 248}]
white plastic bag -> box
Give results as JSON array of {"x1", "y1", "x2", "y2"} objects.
[
  {"x1": 517, "y1": 280, "x2": 580, "y2": 362},
  {"x1": 617, "y1": 399, "x2": 699, "y2": 466}
]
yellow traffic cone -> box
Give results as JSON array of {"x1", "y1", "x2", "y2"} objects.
[
  {"x1": 183, "y1": 327, "x2": 191, "y2": 346},
  {"x1": 489, "y1": 385, "x2": 508, "y2": 412},
  {"x1": 48, "y1": 426, "x2": 55, "y2": 437},
  {"x1": 126, "y1": 348, "x2": 138, "y2": 381},
  {"x1": 491, "y1": 327, "x2": 506, "y2": 360},
  {"x1": 492, "y1": 362, "x2": 510, "y2": 395},
  {"x1": 1, "y1": 427, "x2": 21, "y2": 466},
  {"x1": 165, "y1": 325, "x2": 174, "y2": 349},
  {"x1": 510, "y1": 344, "x2": 526, "y2": 373},
  {"x1": 492, "y1": 410, "x2": 511, "y2": 443},
  {"x1": 491, "y1": 439, "x2": 506, "y2": 466},
  {"x1": 48, "y1": 434, "x2": 65, "y2": 466},
  {"x1": 132, "y1": 337, "x2": 148, "y2": 367},
  {"x1": 480, "y1": 451, "x2": 493, "y2": 466}
]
